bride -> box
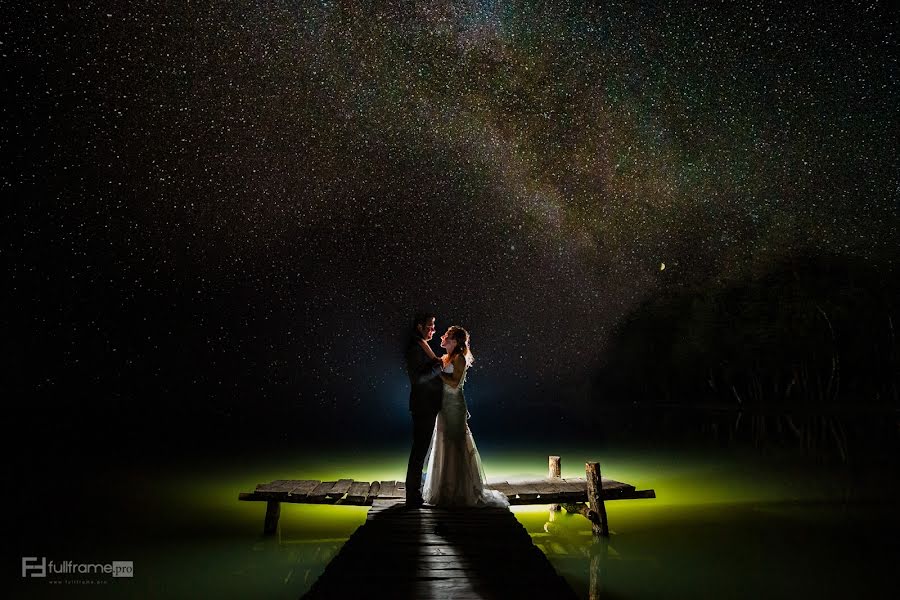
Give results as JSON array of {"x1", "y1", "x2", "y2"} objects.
[{"x1": 420, "y1": 326, "x2": 508, "y2": 508}]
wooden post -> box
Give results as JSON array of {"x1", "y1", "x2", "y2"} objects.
[
  {"x1": 548, "y1": 455, "x2": 561, "y2": 478},
  {"x1": 263, "y1": 500, "x2": 281, "y2": 536},
  {"x1": 585, "y1": 462, "x2": 609, "y2": 537},
  {"x1": 548, "y1": 455, "x2": 561, "y2": 512}
]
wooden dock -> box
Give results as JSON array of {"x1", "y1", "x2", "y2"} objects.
[
  {"x1": 238, "y1": 476, "x2": 652, "y2": 506},
  {"x1": 238, "y1": 457, "x2": 655, "y2": 599},
  {"x1": 302, "y1": 499, "x2": 579, "y2": 599},
  {"x1": 240, "y1": 477, "x2": 653, "y2": 536}
]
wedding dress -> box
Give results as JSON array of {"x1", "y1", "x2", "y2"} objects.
[{"x1": 422, "y1": 361, "x2": 509, "y2": 507}]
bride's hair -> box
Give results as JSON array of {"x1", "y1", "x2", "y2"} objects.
[{"x1": 447, "y1": 326, "x2": 475, "y2": 367}]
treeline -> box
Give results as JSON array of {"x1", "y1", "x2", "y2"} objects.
[{"x1": 597, "y1": 254, "x2": 899, "y2": 461}]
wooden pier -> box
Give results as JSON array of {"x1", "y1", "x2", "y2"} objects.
[
  {"x1": 303, "y1": 499, "x2": 579, "y2": 599},
  {"x1": 239, "y1": 459, "x2": 655, "y2": 536},
  {"x1": 238, "y1": 457, "x2": 655, "y2": 599}
]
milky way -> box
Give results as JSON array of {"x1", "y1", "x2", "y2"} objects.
[{"x1": 7, "y1": 1, "x2": 897, "y2": 418}]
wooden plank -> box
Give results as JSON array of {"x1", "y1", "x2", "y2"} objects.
[
  {"x1": 287, "y1": 480, "x2": 321, "y2": 499},
  {"x1": 487, "y1": 479, "x2": 586, "y2": 504},
  {"x1": 366, "y1": 481, "x2": 381, "y2": 505},
  {"x1": 328, "y1": 479, "x2": 353, "y2": 498},
  {"x1": 560, "y1": 478, "x2": 634, "y2": 498},
  {"x1": 560, "y1": 477, "x2": 588, "y2": 492},
  {"x1": 375, "y1": 480, "x2": 403, "y2": 499},
  {"x1": 252, "y1": 479, "x2": 321, "y2": 501},
  {"x1": 562, "y1": 476, "x2": 631, "y2": 490},
  {"x1": 362, "y1": 525, "x2": 531, "y2": 537},
  {"x1": 503, "y1": 477, "x2": 614, "y2": 491},
  {"x1": 344, "y1": 481, "x2": 371, "y2": 504},
  {"x1": 366, "y1": 517, "x2": 517, "y2": 528},
  {"x1": 485, "y1": 481, "x2": 517, "y2": 498},
  {"x1": 307, "y1": 481, "x2": 337, "y2": 502},
  {"x1": 532, "y1": 480, "x2": 566, "y2": 494},
  {"x1": 606, "y1": 478, "x2": 634, "y2": 488},
  {"x1": 255, "y1": 479, "x2": 293, "y2": 492},
  {"x1": 600, "y1": 479, "x2": 635, "y2": 494},
  {"x1": 252, "y1": 480, "x2": 294, "y2": 498},
  {"x1": 533, "y1": 479, "x2": 565, "y2": 502},
  {"x1": 607, "y1": 488, "x2": 656, "y2": 500},
  {"x1": 507, "y1": 481, "x2": 541, "y2": 501},
  {"x1": 371, "y1": 512, "x2": 514, "y2": 522},
  {"x1": 367, "y1": 495, "x2": 398, "y2": 509},
  {"x1": 411, "y1": 581, "x2": 479, "y2": 599}
]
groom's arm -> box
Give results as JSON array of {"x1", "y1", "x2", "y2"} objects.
[{"x1": 406, "y1": 345, "x2": 442, "y2": 384}]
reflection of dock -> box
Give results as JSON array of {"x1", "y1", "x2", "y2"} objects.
[
  {"x1": 302, "y1": 499, "x2": 578, "y2": 599},
  {"x1": 238, "y1": 457, "x2": 655, "y2": 599}
]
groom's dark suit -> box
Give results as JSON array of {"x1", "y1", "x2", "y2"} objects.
[{"x1": 404, "y1": 336, "x2": 443, "y2": 505}]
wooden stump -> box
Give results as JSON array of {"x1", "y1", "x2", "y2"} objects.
[
  {"x1": 263, "y1": 500, "x2": 281, "y2": 536},
  {"x1": 548, "y1": 455, "x2": 561, "y2": 478},
  {"x1": 549, "y1": 455, "x2": 562, "y2": 512},
  {"x1": 586, "y1": 462, "x2": 609, "y2": 537}
]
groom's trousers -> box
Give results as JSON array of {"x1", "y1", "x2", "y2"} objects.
[{"x1": 405, "y1": 407, "x2": 440, "y2": 503}]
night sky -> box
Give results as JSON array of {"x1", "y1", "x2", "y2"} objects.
[{"x1": 6, "y1": 2, "x2": 897, "y2": 443}]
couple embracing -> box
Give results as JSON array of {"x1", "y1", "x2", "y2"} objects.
[{"x1": 404, "y1": 312, "x2": 508, "y2": 509}]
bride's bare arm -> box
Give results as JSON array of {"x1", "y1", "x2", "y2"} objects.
[{"x1": 440, "y1": 355, "x2": 466, "y2": 388}]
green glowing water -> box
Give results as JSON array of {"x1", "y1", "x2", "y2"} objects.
[{"x1": 13, "y1": 445, "x2": 897, "y2": 598}]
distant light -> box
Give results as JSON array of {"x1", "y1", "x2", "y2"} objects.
[{"x1": 660, "y1": 262, "x2": 666, "y2": 271}]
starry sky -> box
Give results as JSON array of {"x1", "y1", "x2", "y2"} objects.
[{"x1": 6, "y1": 1, "x2": 898, "y2": 437}]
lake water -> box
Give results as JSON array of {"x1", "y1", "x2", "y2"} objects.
[{"x1": 10, "y1": 441, "x2": 898, "y2": 599}]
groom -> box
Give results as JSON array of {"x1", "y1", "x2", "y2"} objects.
[{"x1": 404, "y1": 312, "x2": 443, "y2": 508}]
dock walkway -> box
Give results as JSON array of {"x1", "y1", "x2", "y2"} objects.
[{"x1": 302, "y1": 499, "x2": 578, "y2": 599}]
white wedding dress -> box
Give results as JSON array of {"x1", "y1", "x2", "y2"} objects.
[{"x1": 422, "y1": 361, "x2": 509, "y2": 507}]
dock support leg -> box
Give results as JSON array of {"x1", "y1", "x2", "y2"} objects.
[
  {"x1": 586, "y1": 462, "x2": 609, "y2": 537},
  {"x1": 263, "y1": 500, "x2": 281, "y2": 536},
  {"x1": 549, "y1": 455, "x2": 561, "y2": 512}
]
